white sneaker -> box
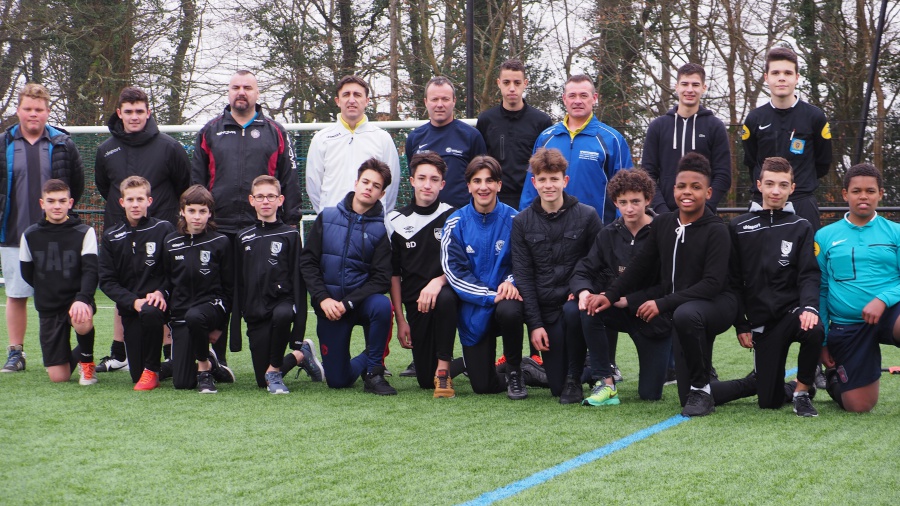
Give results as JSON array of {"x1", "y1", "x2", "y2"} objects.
[{"x1": 96, "y1": 356, "x2": 129, "y2": 372}]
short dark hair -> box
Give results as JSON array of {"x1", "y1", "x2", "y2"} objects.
[
  {"x1": 564, "y1": 74, "x2": 595, "y2": 92},
  {"x1": 676, "y1": 63, "x2": 705, "y2": 82},
  {"x1": 336, "y1": 75, "x2": 369, "y2": 97},
  {"x1": 607, "y1": 169, "x2": 656, "y2": 202},
  {"x1": 499, "y1": 59, "x2": 526, "y2": 76},
  {"x1": 765, "y1": 47, "x2": 799, "y2": 73},
  {"x1": 177, "y1": 185, "x2": 217, "y2": 234},
  {"x1": 120, "y1": 175, "x2": 151, "y2": 195},
  {"x1": 409, "y1": 151, "x2": 446, "y2": 178},
  {"x1": 760, "y1": 157, "x2": 794, "y2": 180},
  {"x1": 234, "y1": 69, "x2": 255, "y2": 78},
  {"x1": 529, "y1": 148, "x2": 568, "y2": 176},
  {"x1": 251, "y1": 175, "x2": 281, "y2": 194},
  {"x1": 843, "y1": 162, "x2": 882, "y2": 190},
  {"x1": 425, "y1": 76, "x2": 455, "y2": 99},
  {"x1": 118, "y1": 86, "x2": 149, "y2": 108},
  {"x1": 42, "y1": 179, "x2": 70, "y2": 196},
  {"x1": 676, "y1": 152, "x2": 711, "y2": 184},
  {"x1": 357, "y1": 158, "x2": 392, "y2": 189},
  {"x1": 465, "y1": 155, "x2": 502, "y2": 183}
]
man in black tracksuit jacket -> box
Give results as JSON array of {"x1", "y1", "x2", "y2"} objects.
[
  {"x1": 729, "y1": 157, "x2": 823, "y2": 415},
  {"x1": 476, "y1": 59, "x2": 553, "y2": 209},
  {"x1": 191, "y1": 72, "x2": 301, "y2": 364},
  {"x1": 511, "y1": 150, "x2": 601, "y2": 400},
  {"x1": 191, "y1": 103, "x2": 301, "y2": 233},
  {"x1": 99, "y1": 211, "x2": 174, "y2": 384},
  {"x1": 95, "y1": 93, "x2": 191, "y2": 227},
  {"x1": 642, "y1": 64, "x2": 731, "y2": 213}
]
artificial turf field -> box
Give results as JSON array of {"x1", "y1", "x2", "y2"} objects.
[{"x1": 2, "y1": 289, "x2": 899, "y2": 505}]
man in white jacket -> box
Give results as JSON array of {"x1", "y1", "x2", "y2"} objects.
[{"x1": 306, "y1": 75, "x2": 401, "y2": 213}]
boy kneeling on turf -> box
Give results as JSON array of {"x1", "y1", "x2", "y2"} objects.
[
  {"x1": 162, "y1": 185, "x2": 233, "y2": 393},
  {"x1": 233, "y1": 175, "x2": 322, "y2": 395},
  {"x1": 388, "y1": 151, "x2": 462, "y2": 398},
  {"x1": 816, "y1": 162, "x2": 900, "y2": 412},
  {"x1": 300, "y1": 158, "x2": 396, "y2": 395},
  {"x1": 20, "y1": 179, "x2": 98, "y2": 384},
  {"x1": 99, "y1": 176, "x2": 175, "y2": 391},
  {"x1": 729, "y1": 157, "x2": 823, "y2": 416}
]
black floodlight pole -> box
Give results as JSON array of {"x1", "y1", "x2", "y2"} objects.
[
  {"x1": 466, "y1": 0, "x2": 474, "y2": 118},
  {"x1": 855, "y1": 0, "x2": 889, "y2": 164}
]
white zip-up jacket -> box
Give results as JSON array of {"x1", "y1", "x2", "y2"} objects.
[{"x1": 305, "y1": 117, "x2": 401, "y2": 213}]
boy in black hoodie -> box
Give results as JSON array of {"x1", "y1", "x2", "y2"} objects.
[
  {"x1": 590, "y1": 153, "x2": 747, "y2": 417},
  {"x1": 234, "y1": 175, "x2": 321, "y2": 394},
  {"x1": 19, "y1": 179, "x2": 98, "y2": 384},
  {"x1": 98, "y1": 176, "x2": 174, "y2": 390},
  {"x1": 162, "y1": 185, "x2": 233, "y2": 393},
  {"x1": 729, "y1": 157, "x2": 823, "y2": 417},
  {"x1": 511, "y1": 148, "x2": 601, "y2": 403},
  {"x1": 643, "y1": 63, "x2": 731, "y2": 214}
]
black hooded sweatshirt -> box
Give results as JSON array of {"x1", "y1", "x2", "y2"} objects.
[
  {"x1": 642, "y1": 105, "x2": 732, "y2": 213},
  {"x1": 603, "y1": 208, "x2": 731, "y2": 315}
]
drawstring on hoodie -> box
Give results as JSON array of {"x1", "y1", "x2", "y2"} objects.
[
  {"x1": 672, "y1": 113, "x2": 697, "y2": 155},
  {"x1": 671, "y1": 218, "x2": 691, "y2": 292}
]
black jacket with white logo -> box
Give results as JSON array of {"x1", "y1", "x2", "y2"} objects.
[
  {"x1": 162, "y1": 229, "x2": 233, "y2": 320},
  {"x1": 98, "y1": 216, "x2": 175, "y2": 315},
  {"x1": 729, "y1": 202, "x2": 819, "y2": 333}
]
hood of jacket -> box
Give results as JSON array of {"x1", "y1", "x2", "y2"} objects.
[{"x1": 106, "y1": 112, "x2": 160, "y2": 147}]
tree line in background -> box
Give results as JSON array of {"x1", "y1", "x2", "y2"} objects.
[{"x1": 1, "y1": 0, "x2": 898, "y2": 205}]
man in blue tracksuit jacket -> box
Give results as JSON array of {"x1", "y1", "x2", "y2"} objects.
[
  {"x1": 441, "y1": 155, "x2": 527, "y2": 399},
  {"x1": 519, "y1": 75, "x2": 633, "y2": 223}
]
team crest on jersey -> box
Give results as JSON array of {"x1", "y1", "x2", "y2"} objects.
[
  {"x1": 200, "y1": 250, "x2": 211, "y2": 263},
  {"x1": 434, "y1": 228, "x2": 442, "y2": 241},
  {"x1": 271, "y1": 242, "x2": 282, "y2": 254},
  {"x1": 781, "y1": 240, "x2": 793, "y2": 257},
  {"x1": 495, "y1": 240, "x2": 505, "y2": 252},
  {"x1": 146, "y1": 242, "x2": 156, "y2": 255},
  {"x1": 250, "y1": 129, "x2": 261, "y2": 139}
]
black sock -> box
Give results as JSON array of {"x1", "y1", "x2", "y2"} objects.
[
  {"x1": 281, "y1": 354, "x2": 298, "y2": 375},
  {"x1": 76, "y1": 329, "x2": 95, "y2": 363},
  {"x1": 70, "y1": 347, "x2": 80, "y2": 373},
  {"x1": 163, "y1": 343, "x2": 172, "y2": 360},
  {"x1": 111, "y1": 339, "x2": 126, "y2": 361}
]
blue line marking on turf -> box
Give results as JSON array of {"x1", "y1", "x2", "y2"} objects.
[
  {"x1": 459, "y1": 368, "x2": 802, "y2": 506},
  {"x1": 458, "y1": 415, "x2": 689, "y2": 506}
]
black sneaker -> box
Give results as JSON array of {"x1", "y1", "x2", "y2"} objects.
[
  {"x1": 559, "y1": 376, "x2": 583, "y2": 405},
  {"x1": 681, "y1": 389, "x2": 715, "y2": 417},
  {"x1": 506, "y1": 369, "x2": 528, "y2": 400},
  {"x1": 159, "y1": 359, "x2": 173, "y2": 381},
  {"x1": 298, "y1": 339, "x2": 324, "y2": 382},
  {"x1": 793, "y1": 392, "x2": 818, "y2": 417},
  {"x1": 197, "y1": 371, "x2": 217, "y2": 394},
  {"x1": 364, "y1": 366, "x2": 397, "y2": 395},
  {"x1": 399, "y1": 361, "x2": 417, "y2": 377},
  {"x1": 521, "y1": 356, "x2": 548, "y2": 388},
  {"x1": 784, "y1": 380, "x2": 817, "y2": 403},
  {"x1": 208, "y1": 348, "x2": 235, "y2": 383}
]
